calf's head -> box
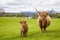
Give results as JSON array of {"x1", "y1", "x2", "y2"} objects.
[{"x1": 20, "y1": 20, "x2": 26, "y2": 27}]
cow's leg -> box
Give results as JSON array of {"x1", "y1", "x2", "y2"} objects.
[
  {"x1": 44, "y1": 27, "x2": 46, "y2": 32},
  {"x1": 44, "y1": 20, "x2": 47, "y2": 32},
  {"x1": 39, "y1": 19, "x2": 43, "y2": 32},
  {"x1": 40, "y1": 27, "x2": 43, "y2": 32}
]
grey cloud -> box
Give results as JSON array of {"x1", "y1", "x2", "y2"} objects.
[
  {"x1": 54, "y1": 2, "x2": 60, "y2": 6},
  {"x1": 6, "y1": 0, "x2": 32, "y2": 6},
  {"x1": 0, "y1": 0, "x2": 60, "y2": 12}
]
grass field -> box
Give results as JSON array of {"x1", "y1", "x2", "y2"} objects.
[{"x1": 0, "y1": 17, "x2": 60, "y2": 40}]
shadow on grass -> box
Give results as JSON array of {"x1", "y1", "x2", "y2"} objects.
[
  {"x1": 28, "y1": 30, "x2": 60, "y2": 38},
  {"x1": 43, "y1": 30, "x2": 60, "y2": 38},
  {"x1": 46, "y1": 30, "x2": 60, "y2": 33},
  {"x1": 2, "y1": 30, "x2": 60, "y2": 40},
  {"x1": 2, "y1": 35, "x2": 21, "y2": 40}
]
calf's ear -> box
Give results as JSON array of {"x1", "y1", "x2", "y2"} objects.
[
  {"x1": 47, "y1": 12, "x2": 49, "y2": 15},
  {"x1": 20, "y1": 21, "x2": 22, "y2": 24}
]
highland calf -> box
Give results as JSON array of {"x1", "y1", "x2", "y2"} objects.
[{"x1": 20, "y1": 20, "x2": 28, "y2": 37}]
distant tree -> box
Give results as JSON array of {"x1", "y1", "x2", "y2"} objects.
[
  {"x1": 31, "y1": 13, "x2": 38, "y2": 19},
  {"x1": 56, "y1": 13, "x2": 60, "y2": 18},
  {"x1": 0, "y1": 12, "x2": 6, "y2": 17}
]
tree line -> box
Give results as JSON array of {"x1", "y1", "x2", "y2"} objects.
[{"x1": 0, "y1": 12, "x2": 60, "y2": 18}]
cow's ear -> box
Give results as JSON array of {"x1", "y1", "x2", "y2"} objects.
[
  {"x1": 38, "y1": 12, "x2": 40, "y2": 14},
  {"x1": 38, "y1": 12, "x2": 40, "y2": 16},
  {"x1": 47, "y1": 13, "x2": 48, "y2": 15},
  {"x1": 25, "y1": 21, "x2": 26, "y2": 23}
]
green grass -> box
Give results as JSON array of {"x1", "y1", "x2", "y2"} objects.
[{"x1": 0, "y1": 17, "x2": 60, "y2": 40}]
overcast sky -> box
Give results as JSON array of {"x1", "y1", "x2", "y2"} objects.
[{"x1": 0, "y1": 0, "x2": 60, "y2": 13}]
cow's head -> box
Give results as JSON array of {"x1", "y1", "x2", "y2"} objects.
[{"x1": 35, "y1": 8, "x2": 48, "y2": 20}]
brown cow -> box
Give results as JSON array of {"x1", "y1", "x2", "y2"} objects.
[
  {"x1": 35, "y1": 8, "x2": 51, "y2": 32},
  {"x1": 20, "y1": 20, "x2": 28, "y2": 37}
]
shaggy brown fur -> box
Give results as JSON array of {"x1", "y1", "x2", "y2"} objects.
[
  {"x1": 20, "y1": 20, "x2": 28, "y2": 37},
  {"x1": 38, "y1": 11, "x2": 51, "y2": 32}
]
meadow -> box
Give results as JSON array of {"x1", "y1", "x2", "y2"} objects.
[{"x1": 0, "y1": 17, "x2": 60, "y2": 40}]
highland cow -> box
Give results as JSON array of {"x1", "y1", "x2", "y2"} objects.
[
  {"x1": 35, "y1": 8, "x2": 51, "y2": 32},
  {"x1": 20, "y1": 20, "x2": 28, "y2": 37}
]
